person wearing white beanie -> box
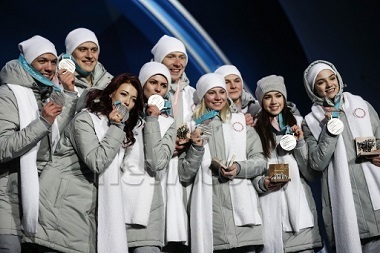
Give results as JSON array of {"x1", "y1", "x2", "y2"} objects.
[
  {"x1": 178, "y1": 72, "x2": 266, "y2": 252},
  {"x1": 151, "y1": 35, "x2": 196, "y2": 253},
  {"x1": 302, "y1": 60, "x2": 380, "y2": 253},
  {"x1": 139, "y1": 61, "x2": 171, "y2": 90},
  {"x1": 151, "y1": 34, "x2": 195, "y2": 125},
  {"x1": 123, "y1": 62, "x2": 176, "y2": 252},
  {"x1": 138, "y1": 62, "x2": 172, "y2": 116},
  {"x1": 214, "y1": 64, "x2": 261, "y2": 127},
  {"x1": 0, "y1": 35, "x2": 78, "y2": 252},
  {"x1": 63, "y1": 27, "x2": 113, "y2": 98},
  {"x1": 19, "y1": 35, "x2": 57, "y2": 64}
]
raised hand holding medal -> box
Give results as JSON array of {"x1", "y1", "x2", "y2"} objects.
[{"x1": 57, "y1": 54, "x2": 76, "y2": 92}]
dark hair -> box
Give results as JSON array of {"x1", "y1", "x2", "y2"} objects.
[
  {"x1": 254, "y1": 98, "x2": 297, "y2": 158},
  {"x1": 85, "y1": 73, "x2": 144, "y2": 146}
]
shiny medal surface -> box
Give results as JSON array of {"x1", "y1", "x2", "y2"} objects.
[
  {"x1": 280, "y1": 134, "x2": 297, "y2": 151},
  {"x1": 147, "y1": 94, "x2": 165, "y2": 110},
  {"x1": 58, "y1": 58, "x2": 76, "y2": 73},
  {"x1": 327, "y1": 117, "x2": 344, "y2": 135}
]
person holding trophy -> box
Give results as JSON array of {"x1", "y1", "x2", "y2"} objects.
[
  {"x1": 178, "y1": 73, "x2": 266, "y2": 253},
  {"x1": 302, "y1": 60, "x2": 380, "y2": 253},
  {"x1": 253, "y1": 75, "x2": 322, "y2": 253}
]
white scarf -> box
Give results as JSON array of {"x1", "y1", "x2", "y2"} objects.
[
  {"x1": 223, "y1": 113, "x2": 262, "y2": 226},
  {"x1": 121, "y1": 115, "x2": 173, "y2": 226},
  {"x1": 260, "y1": 116, "x2": 314, "y2": 253},
  {"x1": 90, "y1": 112, "x2": 128, "y2": 253},
  {"x1": 7, "y1": 84, "x2": 40, "y2": 235},
  {"x1": 305, "y1": 92, "x2": 362, "y2": 253},
  {"x1": 153, "y1": 116, "x2": 188, "y2": 244},
  {"x1": 343, "y1": 92, "x2": 380, "y2": 210},
  {"x1": 190, "y1": 113, "x2": 262, "y2": 253},
  {"x1": 162, "y1": 156, "x2": 189, "y2": 244}
]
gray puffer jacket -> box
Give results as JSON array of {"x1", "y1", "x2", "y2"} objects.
[
  {"x1": 25, "y1": 111, "x2": 126, "y2": 253},
  {"x1": 0, "y1": 59, "x2": 77, "y2": 236},
  {"x1": 126, "y1": 115, "x2": 176, "y2": 249},
  {"x1": 253, "y1": 116, "x2": 323, "y2": 252},
  {"x1": 74, "y1": 61, "x2": 113, "y2": 95},
  {"x1": 74, "y1": 62, "x2": 113, "y2": 112},
  {"x1": 302, "y1": 60, "x2": 380, "y2": 248},
  {"x1": 178, "y1": 114, "x2": 266, "y2": 251}
]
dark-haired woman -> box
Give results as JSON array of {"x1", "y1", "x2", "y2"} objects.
[
  {"x1": 27, "y1": 73, "x2": 144, "y2": 253},
  {"x1": 253, "y1": 75, "x2": 322, "y2": 253}
]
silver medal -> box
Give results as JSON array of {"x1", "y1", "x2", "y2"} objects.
[
  {"x1": 327, "y1": 118, "x2": 344, "y2": 135},
  {"x1": 147, "y1": 94, "x2": 165, "y2": 111},
  {"x1": 58, "y1": 58, "x2": 76, "y2": 73},
  {"x1": 279, "y1": 134, "x2": 297, "y2": 151}
]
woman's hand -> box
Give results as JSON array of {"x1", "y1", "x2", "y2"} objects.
[
  {"x1": 190, "y1": 128, "x2": 204, "y2": 146},
  {"x1": 368, "y1": 152, "x2": 380, "y2": 167},
  {"x1": 264, "y1": 177, "x2": 283, "y2": 191},
  {"x1": 290, "y1": 124, "x2": 303, "y2": 141},
  {"x1": 146, "y1": 104, "x2": 161, "y2": 117},
  {"x1": 109, "y1": 107, "x2": 123, "y2": 124},
  {"x1": 220, "y1": 162, "x2": 239, "y2": 180}
]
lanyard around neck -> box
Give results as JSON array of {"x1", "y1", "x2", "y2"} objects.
[
  {"x1": 194, "y1": 110, "x2": 219, "y2": 125},
  {"x1": 18, "y1": 54, "x2": 62, "y2": 92}
]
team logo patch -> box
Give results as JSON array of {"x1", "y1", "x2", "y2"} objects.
[
  {"x1": 232, "y1": 122, "x2": 244, "y2": 132},
  {"x1": 353, "y1": 108, "x2": 366, "y2": 118}
]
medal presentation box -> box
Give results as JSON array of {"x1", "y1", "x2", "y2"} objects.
[
  {"x1": 269, "y1": 164, "x2": 291, "y2": 183},
  {"x1": 355, "y1": 136, "x2": 380, "y2": 158}
]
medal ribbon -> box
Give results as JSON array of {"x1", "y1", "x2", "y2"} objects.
[
  {"x1": 18, "y1": 54, "x2": 62, "y2": 92},
  {"x1": 194, "y1": 110, "x2": 219, "y2": 125},
  {"x1": 331, "y1": 95, "x2": 341, "y2": 119},
  {"x1": 278, "y1": 113, "x2": 291, "y2": 134}
]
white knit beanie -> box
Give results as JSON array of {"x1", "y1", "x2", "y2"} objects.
[
  {"x1": 255, "y1": 75, "x2": 287, "y2": 105},
  {"x1": 65, "y1": 28, "x2": 99, "y2": 54},
  {"x1": 196, "y1": 73, "x2": 227, "y2": 100},
  {"x1": 306, "y1": 62, "x2": 336, "y2": 91},
  {"x1": 151, "y1": 35, "x2": 188, "y2": 65},
  {"x1": 18, "y1": 35, "x2": 57, "y2": 64},
  {"x1": 138, "y1": 62, "x2": 171, "y2": 86},
  {"x1": 214, "y1": 64, "x2": 244, "y2": 87}
]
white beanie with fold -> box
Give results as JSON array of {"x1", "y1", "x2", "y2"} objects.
[
  {"x1": 306, "y1": 63, "x2": 336, "y2": 91},
  {"x1": 65, "y1": 28, "x2": 99, "y2": 54},
  {"x1": 18, "y1": 35, "x2": 57, "y2": 64},
  {"x1": 138, "y1": 62, "x2": 171, "y2": 86},
  {"x1": 214, "y1": 64, "x2": 244, "y2": 87},
  {"x1": 151, "y1": 35, "x2": 188, "y2": 65},
  {"x1": 196, "y1": 73, "x2": 227, "y2": 101}
]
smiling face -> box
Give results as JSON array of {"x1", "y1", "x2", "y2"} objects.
[
  {"x1": 31, "y1": 53, "x2": 57, "y2": 81},
  {"x1": 204, "y1": 87, "x2": 228, "y2": 111},
  {"x1": 71, "y1": 41, "x2": 99, "y2": 73},
  {"x1": 143, "y1": 74, "x2": 169, "y2": 100},
  {"x1": 314, "y1": 69, "x2": 339, "y2": 99},
  {"x1": 262, "y1": 91, "x2": 285, "y2": 116},
  {"x1": 161, "y1": 52, "x2": 187, "y2": 83},
  {"x1": 224, "y1": 74, "x2": 242, "y2": 103},
  {"x1": 110, "y1": 82, "x2": 138, "y2": 111}
]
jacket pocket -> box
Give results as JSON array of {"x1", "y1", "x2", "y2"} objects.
[{"x1": 54, "y1": 178, "x2": 69, "y2": 208}]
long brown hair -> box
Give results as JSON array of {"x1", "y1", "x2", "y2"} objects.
[
  {"x1": 255, "y1": 98, "x2": 297, "y2": 158},
  {"x1": 85, "y1": 73, "x2": 144, "y2": 146}
]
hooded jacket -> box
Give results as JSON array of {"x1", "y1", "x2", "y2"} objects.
[{"x1": 301, "y1": 60, "x2": 380, "y2": 248}]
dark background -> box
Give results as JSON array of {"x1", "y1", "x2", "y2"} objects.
[
  {"x1": 0, "y1": 0, "x2": 379, "y2": 116},
  {"x1": 1, "y1": 1, "x2": 378, "y2": 251}
]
